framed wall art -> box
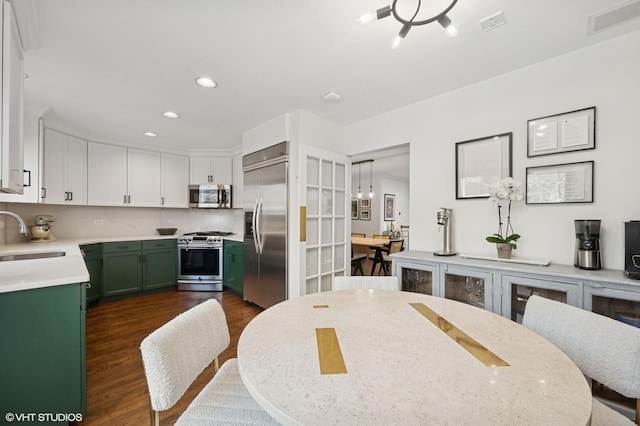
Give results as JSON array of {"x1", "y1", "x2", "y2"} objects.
[
  {"x1": 527, "y1": 107, "x2": 595, "y2": 157},
  {"x1": 526, "y1": 161, "x2": 594, "y2": 204},
  {"x1": 351, "y1": 199, "x2": 359, "y2": 219},
  {"x1": 384, "y1": 194, "x2": 395, "y2": 221},
  {"x1": 455, "y1": 132, "x2": 512, "y2": 199},
  {"x1": 359, "y1": 209, "x2": 371, "y2": 221},
  {"x1": 360, "y1": 198, "x2": 370, "y2": 208}
]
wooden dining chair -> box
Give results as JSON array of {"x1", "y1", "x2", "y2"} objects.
[
  {"x1": 351, "y1": 232, "x2": 366, "y2": 238},
  {"x1": 372, "y1": 234, "x2": 387, "y2": 239},
  {"x1": 351, "y1": 245, "x2": 367, "y2": 275},
  {"x1": 522, "y1": 295, "x2": 640, "y2": 425},
  {"x1": 333, "y1": 275, "x2": 400, "y2": 291},
  {"x1": 381, "y1": 239, "x2": 405, "y2": 275},
  {"x1": 140, "y1": 299, "x2": 278, "y2": 426}
]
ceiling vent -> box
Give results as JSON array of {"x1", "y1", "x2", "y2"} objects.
[
  {"x1": 588, "y1": 0, "x2": 640, "y2": 34},
  {"x1": 480, "y1": 11, "x2": 506, "y2": 32}
]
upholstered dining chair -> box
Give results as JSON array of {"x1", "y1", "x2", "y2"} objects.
[
  {"x1": 333, "y1": 275, "x2": 401, "y2": 291},
  {"x1": 522, "y1": 295, "x2": 640, "y2": 425},
  {"x1": 140, "y1": 299, "x2": 278, "y2": 426}
]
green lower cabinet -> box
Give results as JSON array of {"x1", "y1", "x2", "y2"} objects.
[
  {"x1": 102, "y1": 239, "x2": 177, "y2": 297},
  {"x1": 81, "y1": 243, "x2": 103, "y2": 302},
  {"x1": 224, "y1": 240, "x2": 244, "y2": 296},
  {"x1": 142, "y1": 240, "x2": 177, "y2": 290},
  {"x1": 102, "y1": 241, "x2": 143, "y2": 297},
  {"x1": 0, "y1": 284, "x2": 86, "y2": 424}
]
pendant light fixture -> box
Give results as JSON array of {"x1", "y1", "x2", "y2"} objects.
[
  {"x1": 358, "y1": 0, "x2": 459, "y2": 49},
  {"x1": 357, "y1": 163, "x2": 363, "y2": 199},
  {"x1": 368, "y1": 160, "x2": 374, "y2": 199},
  {"x1": 353, "y1": 159, "x2": 374, "y2": 200}
]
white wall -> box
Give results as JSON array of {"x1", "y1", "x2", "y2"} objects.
[
  {"x1": 344, "y1": 30, "x2": 640, "y2": 269},
  {"x1": 351, "y1": 174, "x2": 409, "y2": 237}
]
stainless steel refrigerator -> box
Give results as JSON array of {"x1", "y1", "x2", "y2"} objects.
[{"x1": 243, "y1": 142, "x2": 288, "y2": 309}]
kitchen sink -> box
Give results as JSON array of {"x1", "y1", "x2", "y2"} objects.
[{"x1": 0, "y1": 251, "x2": 66, "y2": 261}]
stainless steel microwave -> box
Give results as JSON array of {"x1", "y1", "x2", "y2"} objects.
[{"x1": 189, "y1": 184, "x2": 232, "y2": 208}]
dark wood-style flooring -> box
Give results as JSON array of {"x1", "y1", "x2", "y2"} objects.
[{"x1": 83, "y1": 290, "x2": 262, "y2": 425}]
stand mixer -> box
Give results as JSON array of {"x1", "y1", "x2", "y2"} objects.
[
  {"x1": 435, "y1": 208, "x2": 456, "y2": 256},
  {"x1": 29, "y1": 214, "x2": 56, "y2": 242}
]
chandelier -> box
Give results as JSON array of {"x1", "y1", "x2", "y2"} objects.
[{"x1": 359, "y1": 0, "x2": 459, "y2": 49}]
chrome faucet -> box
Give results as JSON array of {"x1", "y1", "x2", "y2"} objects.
[{"x1": 0, "y1": 211, "x2": 28, "y2": 234}]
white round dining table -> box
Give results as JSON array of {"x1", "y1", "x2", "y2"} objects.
[{"x1": 237, "y1": 289, "x2": 592, "y2": 425}]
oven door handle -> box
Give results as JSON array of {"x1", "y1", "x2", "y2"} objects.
[{"x1": 256, "y1": 196, "x2": 264, "y2": 255}]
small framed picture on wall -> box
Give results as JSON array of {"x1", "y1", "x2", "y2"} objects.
[
  {"x1": 384, "y1": 194, "x2": 395, "y2": 221},
  {"x1": 360, "y1": 198, "x2": 370, "y2": 208},
  {"x1": 359, "y1": 209, "x2": 371, "y2": 221},
  {"x1": 351, "y1": 200, "x2": 359, "y2": 219}
]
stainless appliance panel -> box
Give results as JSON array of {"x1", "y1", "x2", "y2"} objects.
[
  {"x1": 243, "y1": 143, "x2": 288, "y2": 310},
  {"x1": 257, "y1": 161, "x2": 288, "y2": 309},
  {"x1": 243, "y1": 169, "x2": 261, "y2": 303}
]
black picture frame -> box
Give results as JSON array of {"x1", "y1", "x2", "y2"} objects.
[
  {"x1": 526, "y1": 161, "x2": 594, "y2": 204},
  {"x1": 527, "y1": 107, "x2": 596, "y2": 157},
  {"x1": 455, "y1": 132, "x2": 512, "y2": 199}
]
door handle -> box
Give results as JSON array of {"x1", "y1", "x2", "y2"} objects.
[
  {"x1": 252, "y1": 197, "x2": 260, "y2": 254},
  {"x1": 256, "y1": 197, "x2": 264, "y2": 254}
]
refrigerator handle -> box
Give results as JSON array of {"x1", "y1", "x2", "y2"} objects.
[
  {"x1": 256, "y1": 196, "x2": 264, "y2": 254},
  {"x1": 252, "y1": 197, "x2": 260, "y2": 254}
]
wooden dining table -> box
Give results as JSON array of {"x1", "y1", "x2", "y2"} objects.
[
  {"x1": 351, "y1": 236, "x2": 390, "y2": 275},
  {"x1": 237, "y1": 290, "x2": 592, "y2": 425}
]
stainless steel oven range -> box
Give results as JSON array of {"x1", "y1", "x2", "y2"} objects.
[{"x1": 177, "y1": 231, "x2": 234, "y2": 291}]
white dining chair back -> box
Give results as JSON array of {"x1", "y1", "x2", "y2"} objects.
[
  {"x1": 332, "y1": 275, "x2": 400, "y2": 291},
  {"x1": 522, "y1": 295, "x2": 640, "y2": 425},
  {"x1": 140, "y1": 299, "x2": 278, "y2": 426}
]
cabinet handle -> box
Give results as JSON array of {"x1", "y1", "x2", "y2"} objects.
[
  {"x1": 23, "y1": 170, "x2": 31, "y2": 187},
  {"x1": 124, "y1": 195, "x2": 127, "y2": 204},
  {"x1": 41, "y1": 187, "x2": 46, "y2": 200},
  {"x1": 69, "y1": 192, "x2": 73, "y2": 201},
  {"x1": 128, "y1": 195, "x2": 131, "y2": 204},
  {"x1": 161, "y1": 197, "x2": 165, "y2": 205}
]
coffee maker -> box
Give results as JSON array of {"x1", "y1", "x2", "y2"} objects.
[
  {"x1": 625, "y1": 221, "x2": 640, "y2": 279},
  {"x1": 574, "y1": 219, "x2": 602, "y2": 270}
]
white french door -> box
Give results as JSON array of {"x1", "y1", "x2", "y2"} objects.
[{"x1": 300, "y1": 145, "x2": 350, "y2": 294}]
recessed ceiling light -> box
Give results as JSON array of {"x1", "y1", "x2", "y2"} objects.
[
  {"x1": 323, "y1": 92, "x2": 342, "y2": 102},
  {"x1": 196, "y1": 77, "x2": 217, "y2": 88},
  {"x1": 143, "y1": 131, "x2": 157, "y2": 137},
  {"x1": 162, "y1": 111, "x2": 180, "y2": 119}
]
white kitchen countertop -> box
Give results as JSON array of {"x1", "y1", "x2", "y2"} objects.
[
  {"x1": 0, "y1": 240, "x2": 89, "y2": 294},
  {"x1": 0, "y1": 233, "x2": 242, "y2": 294}
]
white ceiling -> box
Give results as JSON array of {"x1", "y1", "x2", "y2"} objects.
[{"x1": 23, "y1": 0, "x2": 640, "y2": 154}]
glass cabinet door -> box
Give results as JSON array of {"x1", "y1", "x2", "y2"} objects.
[
  {"x1": 584, "y1": 285, "x2": 640, "y2": 418},
  {"x1": 440, "y1": 266, "x2": 493, "y2": 311},
  {"x1": 501, "y1": 275, "x2": 579, "y2": 323},
  {"x1": 393, "y1": 261, "x2": 438, "y2": 296}
]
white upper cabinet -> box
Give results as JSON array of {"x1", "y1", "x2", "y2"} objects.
[
  {"x1": 87, "y1": 142, "x2": 165, "y2": 207},
  {"x1": 190, "y1": 156, "x2": 232, "y2": 184},
  {"x1": 127, "y1": 148, "x2": 161, "y2": 207},
  {"x1": 0, "y1": 0, "x2": 24, "y2": 194},
  {"x1": 87, "y1": 142, "x2": 127, "y2": 206},
  {"x1": 161, "y1": 154, "x2": 189, "y2": 208},
  {"x1": 42, "y1": 129, "x2": 87, "y2": 205}
]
